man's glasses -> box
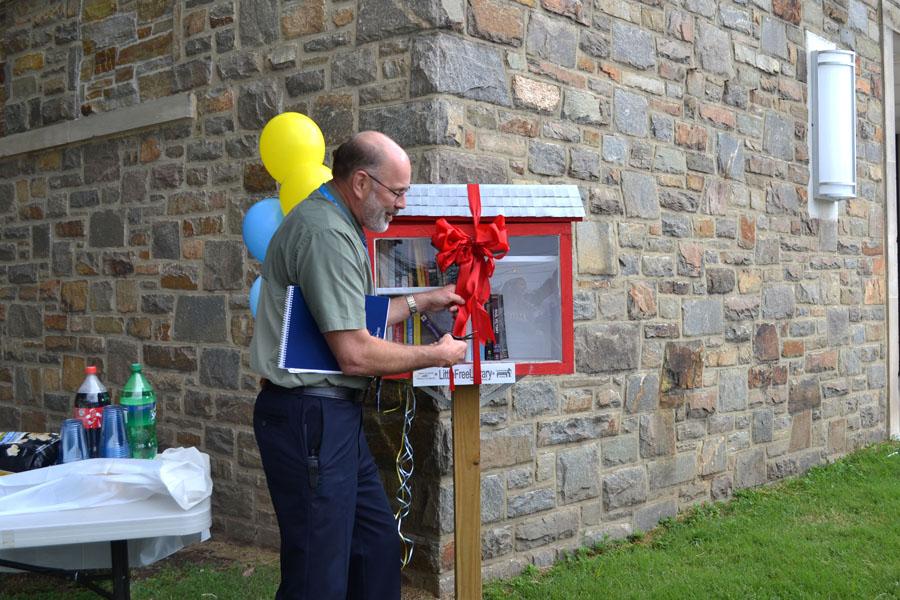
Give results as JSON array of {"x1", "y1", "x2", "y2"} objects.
[{"x1": 363, "y1": 171, "x2": 409, "y2": 200}]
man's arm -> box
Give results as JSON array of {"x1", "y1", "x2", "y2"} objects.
[
  {"x1": 324, "y1": 330, "x2": 468, "y2": 376},
  {"x1": 386, "y1": 284, "x2": 464, "y2": 326}
]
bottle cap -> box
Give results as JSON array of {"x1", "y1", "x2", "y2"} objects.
[
  {"x1": 85, "y1": 366, "x2": 97, "y2": 375},
  {"x1": 131, "y1": 363, "x2": 142, "y2": 372}
]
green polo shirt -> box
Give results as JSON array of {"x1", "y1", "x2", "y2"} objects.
[{"x1": 249, "y1": 183, "x2": 374, "y2": 389}]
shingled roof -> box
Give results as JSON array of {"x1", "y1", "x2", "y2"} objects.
[{"x1": 401, "y1": 184, "x2": 585, "y2": 219}]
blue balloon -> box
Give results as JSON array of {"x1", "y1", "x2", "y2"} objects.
[
  {"x1": 250, "y1": 276, "x2": 262, "y2": 318},
  {"x1": 242, "y1": 197, "x2": 284, "y2": 262}
]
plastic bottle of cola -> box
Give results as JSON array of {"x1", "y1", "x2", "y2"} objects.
[
  {"x1": 74, "y1": 366, "x2": 111, "y2": 459},
  {"x1": 120, "y1": 363, "x2": 158, "y2": 459}
]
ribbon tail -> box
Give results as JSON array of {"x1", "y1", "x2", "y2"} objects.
[
  {"x1": 449, "y1": 367, "x2": 455, "y2": 392},
  {"x1": 473, "y1": 339, "x2": 482, "y2": 386}
]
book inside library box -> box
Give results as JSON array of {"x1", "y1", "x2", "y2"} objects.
[{"x1": 369, "y1": 220, "x2": 575, "y2": 378}]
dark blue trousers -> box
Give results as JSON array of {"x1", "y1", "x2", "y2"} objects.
[{"x1": 254, "y1": 385, "x2": 400, "y2": 600}]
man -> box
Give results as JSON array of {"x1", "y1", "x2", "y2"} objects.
[{"x1": 250, "y1": 131, "x2": 468, "y2": 599}]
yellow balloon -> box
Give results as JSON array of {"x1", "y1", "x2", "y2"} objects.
[
  {"x1": 259, "y1": 113, "x2": 325, "y2": 183},
  {"x1": 279, "y1": 164, "x2": 333, "y2": 214}
]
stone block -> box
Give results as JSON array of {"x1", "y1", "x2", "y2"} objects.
[
  {"x1": 695, "y1": 21, "x2": 733, "y2": 76},
  {"x1": 614, "y1": 88, "x2": 648, "y2": 137},
  {"x1": 360, "y1": 98, "x2": 464, "y2": 148},
  {"x1": 602, "y1": 466, "x2": 647, "y2": 510},
  {"x1": 569, "y1": 148, "x2": 600, "y2": 180},
  {"x1": 718, "y1": 368, "x2": 748, "y2": 412},
  {"x1": 203, "y1": 240, "x2": 243, "y2": 290},
  {"x1": 611, "y1": 20, "x2": 656, "y2": 70},
  {"x1": 767, "y1": 182, "x2": 799, "y2": 215},
  {"x1": 481, "y1": 474, "x2": 505, "y2": 523},
  {"x1": 83, "y1": 140, "x2": 120, "y2": 185},
  {"x1": 512, "y1": 380, "x2": 558, "y2": 419},
  {"x1": 174, "y1": 295, "x2": 227, "y2": 343},
  {"x1": 88, "y1": 209, "x2": 125, "y2": 248},
  {"x1": 761, "y1": 285, "x2": 795, "y2": 319},
  {"x1": 753, "y1": 323, "x2": 779, "y2": 361},
  {"x1": 411, "y1": 33, "x2": 510, "y2": 105},
  {"x1": 481, "y1": 425, "x2": 534, "y2": 469},
  {"x1": 625, "y1": 372, "x2": 658, "y2": 413},
  {"x1": 537, "y1": 414, "x2": 616, "y2": 446},
  {"x1": 7, "y1": 304, "x2": 41, "y2": 338},
  {"x1": 558, "y1": 444, "x2": 600, "y2": 504},
  {"x1": 734, "y1": 447, "x2": 766, "y2": 488},
  {"x1": 511, "y1": 75, "x2": 560, "y2": 112},
  {"x1": 357, "y1": 0, "x2": 463, "y2": 42},
  {"x1": 239, "y1": 0, "x2": 277, "y2": 46},
  {"x1": 576, "y1": 221, "x2": 616, "y2": 275},
  {"x1": 639, "y1": 411, "x2": 675, "y2": 458},
  {"x1": 528, "y1": 141, "x2": 566, "y2": 176},
  {"x1": 152, "y1": 221, "x2": 180, "y2": 259},
  {"x1": 507, "y1": 488, "x2": 555, "y2": 518},
  {"x1": 826, "y1": 308, "x2": 850, "y2": 345},
  {"x1": 200, "y1": 348, "x2": 241, "y2": 390},
  {"x1": 482, "y1": 526, "x2": 514, "y2": 560},
  {"x1": 602, "y1": 436, "x2": 638, "y2": 467},
  {"x1": 418, "y1": 149, "x2": 507, "y2": 183},
  {"x1": 717, "y1": 132, "x2": 745, "y2": 180},
  {"x1": 682, "y1": 298, "x2": 723, "y2": 336},
  {"x1": 280, "y1": 0, "x2": 326, "y2": 38},
  {"x1": 332, "y1": 48, "x2": 377, "y2": 88},
  {"x1": 760, "y1": 16, "x2": 788, "y2": 59},
  {"x1": 763, "y1": 112, "x2": 793, "y2": 161},
  {"x1": 468, "y1": 0, "x2": 524, "y2": 46},
  {"x1": 563, "y1": 89, "x2": 607, "y2": 126},
  {"x1": 285, "y1": 70, "x2": 325, "y2": 97},
  {"x1": 526, "y1": 13, "x2": 577, "y2": 67},
  {"x1": 648, "y1": 453, "x2": 696, "y2": 490},
  {"x1": 237, "y1": 82, "x2": 278, "y2": 130},
  {"x1": 788, "y1": 378, "x2": 820, "y2": 414},
  {"x1": 621, "y1": 171, "x2": 658, "y2": 219},
  {"x1": 699, "y1": 436, "x2": 726, "y2": 475},
  {"x1": 143, "y1": 344, "x2": 197, "y2": 372},
  {"x1": 575, "y1": 323, "x2": 640, "y2": 373},
  {"x1": 514, "y1": 508, "x2": 579, "y2": 550},
  {"x1": 634, "y1": 499, "x2": 677, "y2": 533},
  {"x1": 752, "y1": 408, "x2": 774, "y2": 443},
  {"x1": 660, "y1": 341, "x2": 703, "y2": 395}
]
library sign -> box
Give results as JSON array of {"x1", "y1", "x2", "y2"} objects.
[{"x1": 412, "y1": 362, "x2": 516, "y2": 387}]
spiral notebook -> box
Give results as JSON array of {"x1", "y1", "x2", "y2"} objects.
[{"x1": 278, "y1": 286, "x2": 391, "y2": 374}]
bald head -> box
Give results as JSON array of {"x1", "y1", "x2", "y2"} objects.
[{"x1": 332, "y1": 131, "x2": 409, "y2": 181}]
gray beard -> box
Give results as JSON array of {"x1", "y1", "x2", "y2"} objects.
[{"x1": 362, "y1": 193, "x2": 390, "y2": 232}]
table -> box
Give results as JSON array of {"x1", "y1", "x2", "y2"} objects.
[{"x1": 0, "y1": 493, "x2": 212, "y2": 599}]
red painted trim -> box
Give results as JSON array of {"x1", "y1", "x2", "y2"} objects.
[{"x1": 367, "y1": 219, "x2": 577, "y2": 378}]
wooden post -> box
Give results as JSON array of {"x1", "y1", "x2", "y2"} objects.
[{"x1": 452, "y1": 384, "x2": 481, "y2": 600}]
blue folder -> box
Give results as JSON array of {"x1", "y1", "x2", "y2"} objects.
[{"x1": 278, "y1": 286, "x2": 390, "y2": 374}]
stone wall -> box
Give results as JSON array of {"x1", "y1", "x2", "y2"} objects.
[{"x1": 0, "y1": 0, "x2": 890, "y2": 596}]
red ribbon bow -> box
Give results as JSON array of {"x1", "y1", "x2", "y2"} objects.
[{"x1": 432, "y1": 184, "x2": 509, "y2": 388}]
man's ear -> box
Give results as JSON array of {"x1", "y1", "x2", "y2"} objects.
[{"x1": 350, "y1": 170, "x2": 369, "y2": 199}]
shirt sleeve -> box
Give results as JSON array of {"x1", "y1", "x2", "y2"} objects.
[{"x1": 294, "y1": 227, "x2": 367, "y2": 333}]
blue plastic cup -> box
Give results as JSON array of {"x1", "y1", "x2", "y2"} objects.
[
  {"x1": 60, "y1": 418, "x2": 89, "y2": 463},
  {"x1": 100, "y1": 405, "x2": 130, "y2": 459}
]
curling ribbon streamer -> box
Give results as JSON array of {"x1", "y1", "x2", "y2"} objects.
[{"x1": 432, "y1": 184, "x2": 509, "y2": 389}]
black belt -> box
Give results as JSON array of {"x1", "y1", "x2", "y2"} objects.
[{"x1": 260, "y1": 378, "x2": 362, "y2": 402}]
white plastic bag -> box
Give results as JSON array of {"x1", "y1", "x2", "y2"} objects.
[{"x1": 0, "y1": 447, "x2": 212, "y2": 516}]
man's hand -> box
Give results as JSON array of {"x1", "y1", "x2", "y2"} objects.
[
  {"x1": 434, "y1": 334, "x2": 468, "y2": 367},
  {"x1": 420, "y1": 284, "x2": 464, "y2": 314}
]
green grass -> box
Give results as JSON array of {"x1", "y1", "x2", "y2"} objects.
[
  {"x1": 1, "y1": 442, "x2": 898, "y2": 599},
  {"x1": 485, "y1": 441, "x2": 900, "y2": 600}
]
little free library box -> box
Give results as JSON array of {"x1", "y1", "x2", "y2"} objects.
[{"x1": 364, "y1": 183, "x2": 584, "y2": 599}]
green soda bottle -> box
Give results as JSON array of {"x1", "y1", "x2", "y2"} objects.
[{"x1": 120, "y1": 363, "x2": 157, "y2": 459}]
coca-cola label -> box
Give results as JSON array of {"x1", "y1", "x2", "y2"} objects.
[{"x1": 74, "y1": 406, "x2": 103, "y2": 430}]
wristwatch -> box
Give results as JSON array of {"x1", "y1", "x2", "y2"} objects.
[{"x1": 405, "y1": 294, "x2": 418, "y2": 315}]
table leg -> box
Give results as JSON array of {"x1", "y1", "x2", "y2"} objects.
[{"x1": 110, "y1": 540, "x2": 130, "y2": 600}]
